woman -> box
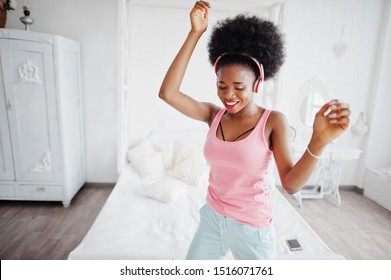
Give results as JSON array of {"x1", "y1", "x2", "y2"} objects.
[{"x1": 159, "y1": 1, "x2": 350, "y2": 260}]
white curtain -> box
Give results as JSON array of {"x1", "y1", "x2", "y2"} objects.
[{"x1": 117, "y1": 0, "x2": 130, "y2": 173}]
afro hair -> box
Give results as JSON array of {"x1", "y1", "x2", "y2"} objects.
[{"x1": 208, "y1": 14, "x2": 285, "y2": 80}]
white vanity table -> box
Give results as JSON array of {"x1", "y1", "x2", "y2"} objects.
[{"x1": 291, "y1": 141, "x2": 362, "y2": 207}]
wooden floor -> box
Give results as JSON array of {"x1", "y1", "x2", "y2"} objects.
[
  {"x1": 0, "y1": 183, "x2": 114, "y2": 260},
  {"x1": 280, "y1": 188, "x2": 391, "y2": 260},
  {"x1": 1, "y1": 184, "x2": 390, "y2": 260}
]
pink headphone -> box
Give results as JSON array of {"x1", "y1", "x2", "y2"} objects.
[{"x1": 214, "y1": 52, "x2": 264, "y2": 93}]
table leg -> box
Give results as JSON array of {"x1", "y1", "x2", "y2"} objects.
[{"x1": 319, "y1": 158, "x2": 342, "y2": 206}]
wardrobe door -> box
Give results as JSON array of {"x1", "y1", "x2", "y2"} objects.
[
  {"x1": 1, "y1": 40, "x2": 61, "y2": 182},
  {"x1": 0, "y1": 50, "x2": 15, "y2": 181}
]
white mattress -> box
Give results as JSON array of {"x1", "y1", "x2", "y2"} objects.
[{"x1": 68, "y1": 165, "x2": 344, "y2": 260}]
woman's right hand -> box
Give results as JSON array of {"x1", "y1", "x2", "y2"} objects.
[{"x1": 190, "y1": 1, "x2": 211, "y2": 34}]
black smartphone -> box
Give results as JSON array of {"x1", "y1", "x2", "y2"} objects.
[{"x1": 286, "y1": 239, "x2": 302, "y2": 251}]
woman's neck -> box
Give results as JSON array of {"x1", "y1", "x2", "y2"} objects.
[{"x1": 226, "y1": 103, "x2": 262, "y2": 121}]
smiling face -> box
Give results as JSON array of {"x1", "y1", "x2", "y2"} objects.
[{"x1": 216, "y1": 63, "x2": 257, "y2": 115}]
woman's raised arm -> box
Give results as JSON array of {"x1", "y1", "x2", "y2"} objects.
[
  {"x1": 272, "y1": 100, "x2": 350, "y2": 194},
  {"x1": 159, "y1": 1, "x2": 218, "y2": 124}
]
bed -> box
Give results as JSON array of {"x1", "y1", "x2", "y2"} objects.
[{"x1": 68, "y1": 129, "x2": 344, "y2": 260}]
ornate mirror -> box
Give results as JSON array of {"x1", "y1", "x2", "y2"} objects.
[{"x1": 291, "y1": 76, "x2": 329, "y2": 140}]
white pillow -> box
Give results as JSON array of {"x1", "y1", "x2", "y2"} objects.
[
  {"x1": 140, "y1": 177, "x2": 187, "y2": 203},
  {"x1": 127, "y1": 139, "x2": 155, "y2": 164},
  {"x1": 153, "y1": 142, "x2": 175, "y2": 170},
  {"x1": 132, "y1": 152, "x2": 164, "y2": 181},
  {"x1": 172, "y1": 141, "x2": 201, "y2": 166},
  {"x1": 126, "y1": 139, "x2": 165, "y2": 181},
  {"x1": 168, "y1": 153, "x2": 209, "y2": 187}
]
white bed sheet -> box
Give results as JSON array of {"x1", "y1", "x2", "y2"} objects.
[{"x1": 68, "y1": 164, "x2": 344, "y2": 260}]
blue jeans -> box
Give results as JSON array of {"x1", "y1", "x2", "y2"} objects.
[{"x1": 186, "y1": 204, "x2": 276, "y2": 260}]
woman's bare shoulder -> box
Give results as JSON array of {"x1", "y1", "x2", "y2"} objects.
[
  {"x1": 266, "y1": 110, "x2": 291, "y2": 134},
  {"x1": 206, "y1": 103, "x2": 222, "y2": 126},
  {"x1": 268, "y1": 110, "x2": 289, "y2": 124}
]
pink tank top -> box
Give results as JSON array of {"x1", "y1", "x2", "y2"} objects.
[{"x1": 204, "y1": 108, "x2": 273, "y2": 227}]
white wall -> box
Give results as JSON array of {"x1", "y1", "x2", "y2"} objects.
[
  {"x1": 6, "y1": 0, "x2": 118, "y2": 183},
  {"x1": 361, "y1": 0, "x2": 391, "y2": 171}
]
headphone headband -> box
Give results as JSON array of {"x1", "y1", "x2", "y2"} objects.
[{"x1": 214, "y1": 52, "x2": 264, "y2": 93}]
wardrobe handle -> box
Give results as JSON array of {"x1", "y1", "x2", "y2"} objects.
[
  {"x1": 36, "y1": 187, "x2": 46, "y2": 193},
  {"x1": 6, "y1": 100, "x2": 12, "y2": 110}
]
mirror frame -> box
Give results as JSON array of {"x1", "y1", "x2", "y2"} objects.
[{"x1": 291, "y1": 76, "x2": 329, "y2": 140}]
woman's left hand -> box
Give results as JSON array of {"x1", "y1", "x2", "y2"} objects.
[
  {"x1": 190, "y1": 1, "x2": 211, "y2": 34},
  {"x1": 312, "y1": 99, "x2": 351, "y2": 144}
]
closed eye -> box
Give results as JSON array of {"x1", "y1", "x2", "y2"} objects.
[{"x1": 217, "y1": 86, "x2": 245, "y2": 90}]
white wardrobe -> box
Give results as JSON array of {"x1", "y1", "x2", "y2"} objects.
[{"x1": 0, "y1": 29, "x2": 85, "y2": 207}]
